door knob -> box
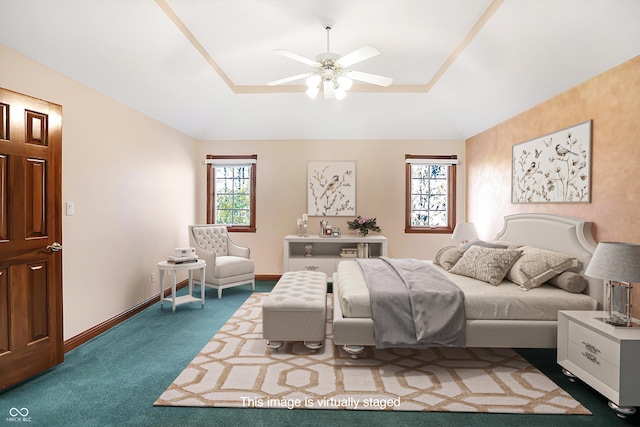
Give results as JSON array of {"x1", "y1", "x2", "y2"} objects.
[{"x1": 46, "y1": 242, "x2": 62, "y2": 252}]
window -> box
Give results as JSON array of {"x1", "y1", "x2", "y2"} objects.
[
  {"x1": 206, "y1": 155, "x2": 257, "y2": 232},
  {"x1": 405, "y1": 154, "x2": 457, "y2": 234}
]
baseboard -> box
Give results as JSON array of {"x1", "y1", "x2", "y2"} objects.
[
  {"x1": 256, "y1": 274, "x2": 281, "y2": 281},
  {"x1": 63, "y1": 279, "x2": 189, "y2": 353},
  {"x1": 63, "y1": 275, "x2": 280, "y2": 353}
]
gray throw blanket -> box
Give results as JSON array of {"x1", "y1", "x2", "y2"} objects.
[{"x1": 355, "y1": 257, "x2": 466, "y2": 348}]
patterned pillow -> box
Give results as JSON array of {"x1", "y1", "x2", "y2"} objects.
[
  {"x1": 506, "y1": 246, "x2": 582, "y2": 290},
  {"x1": 434, "y1": 245, "x2": 464, "y2": 271},
  {"x1": 449, "y1": 246, "x2": 523, "y2": 285}
]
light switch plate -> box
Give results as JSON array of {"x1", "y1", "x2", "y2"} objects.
[{"x1": 66, "y1": 202, "x2": 75, "y2": 216}]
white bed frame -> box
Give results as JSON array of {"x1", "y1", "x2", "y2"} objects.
[{"x1": 332, "y1": 213, "x2": 603, "y2": 356}]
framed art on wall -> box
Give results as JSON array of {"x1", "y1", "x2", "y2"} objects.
[
  {"x1": 512, "y1": 120, "x2": 592, "y2": 203},
  {"x1": 307, "y1": 161, "x2": 356, "y2": 216}
]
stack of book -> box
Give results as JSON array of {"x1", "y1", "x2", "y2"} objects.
[
  {"x1": 167, "y1": 255, "x2": 199, "y2": 264},
  {"x1": 340, "y1": 248, "x2": 358, "y2": 258}
]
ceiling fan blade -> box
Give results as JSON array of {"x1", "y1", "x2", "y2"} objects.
[
  {"x1": 273, "y1": 49, "x2": 320, "y2": 67},
  {"x1": 267, "y1": 72, "x2": 315, "y2": 86},
  {"x1": 343, "y1": 70, "x2": 393, "y2": 87},
  {"x1": 335, "y1": 45, "x2": 380, "y2": 67}
]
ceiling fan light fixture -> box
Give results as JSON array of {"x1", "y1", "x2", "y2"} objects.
[
  {"x1": 334, "y1": 85, "x2": 347, "y2": 100},
  {"x1": 306, "y1": 85, "x2": 320, "y2": 99},
  {"x1": 306, "y1": 74, "x2": 322, "y2": 89},
  {"x1": 337, "y1": 76, "x2": 353, "y2": 91},
  {"x1": 323, "y1": 79, "x2": 336, "y2": 99}
]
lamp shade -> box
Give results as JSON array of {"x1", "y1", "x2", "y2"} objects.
[
  {"x1": 306, "y1": 74, "x2": 321, "y2": 89},
  {"x1": 585, "y1": 242, "x2": 640, "y2": 283},
  {"x1": 305, "y1": 86, "x2": 320, "y2": 99},
  {"x1": 335, "y1": 86, "x2": 347, "y2": 100},
  {"x1": 337, "y1": 76, "x2": 353, "y2": 91},
  {"x1": 451, "y1": 222, "x2": 478, "y2": 241}
]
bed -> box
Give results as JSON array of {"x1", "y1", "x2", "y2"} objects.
[{"x1": 332, "y1": 213, "x2": 603, "y2": 357}]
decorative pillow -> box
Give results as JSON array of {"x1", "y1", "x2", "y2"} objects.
[
  {"x1": 506, "y1": 246, "x2": 582, "y2": 291},
  {"x1": 489, "y1": 240, "x2": 524, "y2": 249},
  {"x1": 461, "y1": 239, "x2": 509, "y2": 251},
  {"x1": 434, "y1": 246, "x2": 464, "y2": 271},
  {"x1": 449, "y1": 246, "x2": 523, "y2": 286},
  {"x1": 434, "y1": 245, "x2": 455, "y2": 266},
  {"x1": 547, "y1": 272, "x2": 587, "y2": 293}
]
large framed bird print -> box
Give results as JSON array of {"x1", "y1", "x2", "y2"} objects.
[
  {"x1": 307, "y1": 161, "x2": 356, "y2": 216},
  {"x1": 512, "y1": 120, "x2": 592, "y2": 203}
]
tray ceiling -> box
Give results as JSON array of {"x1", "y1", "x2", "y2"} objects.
[{"x1": 1, "y1": 0, "x2": 638, "y2": 140}]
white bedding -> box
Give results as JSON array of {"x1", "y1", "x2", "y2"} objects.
[{"x1": 336, "y1": 259, "x2": 598, "y2": 321}]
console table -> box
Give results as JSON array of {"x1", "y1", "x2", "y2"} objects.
[{"x1": 283, "y1": 235, "x2": 388, "y2": 279}]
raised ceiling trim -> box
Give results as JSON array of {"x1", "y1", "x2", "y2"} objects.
[
  {"x1": 424, "y1": 0, "x2": 504, "y2": 92},
  {"x1": 156, "y1": 0, "x2": 503, "y2": 95},
  {"x1": 155, "y1": 0, "x2": 236, "y2": 91}
]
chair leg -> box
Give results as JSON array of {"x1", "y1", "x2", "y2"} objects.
[
  {"x1": 218, "y1": 287, "x2": 222, "y2": 299},
  {"x1": 251, "y1": 279, "x2": 255, "y2": 291}
]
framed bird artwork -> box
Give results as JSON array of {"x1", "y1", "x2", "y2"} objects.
[
  {"x1": 512, "y1": 120, "x2": 592, "y2": 203},
  {"x1": 307, "y1": 161, "x2": 356, "y2": 216}
]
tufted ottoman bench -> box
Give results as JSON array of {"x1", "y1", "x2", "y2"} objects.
[{"x1": 262, "y1": 271, "x2": 328, "y2": 350}]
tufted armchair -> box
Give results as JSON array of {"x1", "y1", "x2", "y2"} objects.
[{"x1": 189, "y1": 225, "x2": 255, "y2": 298}]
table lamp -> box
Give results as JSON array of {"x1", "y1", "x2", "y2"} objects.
[
  {"x1": 585, "y1": 242, "x2": 640, "y2": 327},
  {"x1": 452, "y1": 222, "x2": 479, "y2": 245}
]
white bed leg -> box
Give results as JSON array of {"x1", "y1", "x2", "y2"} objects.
[{"x1": 342, "y1": 345, "x2": 365, "y2": 359}]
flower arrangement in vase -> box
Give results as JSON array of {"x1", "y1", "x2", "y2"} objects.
[{"x1": 347, "y1": 216, "x2": 381, "y2": 237}]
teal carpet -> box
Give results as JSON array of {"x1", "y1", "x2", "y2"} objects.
[{"x1": 1, "y1": 281, "x2": 637, "y2": 426}]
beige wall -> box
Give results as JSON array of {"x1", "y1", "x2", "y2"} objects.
[
  {"x1": 196, "y1": 139, "x2": 466, "y2": 275},
  {"x1": 466, "y1": 56, "x2": 640, "y2": 317},
  {"x1": 0, "y1": 46, "x2": 199, "y2": 340}
]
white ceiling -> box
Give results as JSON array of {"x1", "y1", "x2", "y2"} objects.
[{"x1": 1, "y1": 0, "x2": 639, "y2": 141}]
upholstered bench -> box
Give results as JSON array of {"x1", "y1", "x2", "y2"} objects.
[{"x1": 262, "y1": 271, "x2": 328, "y2": 350}]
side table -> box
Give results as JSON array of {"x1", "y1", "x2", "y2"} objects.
[
  {"x1": 557, "y1": 310, "x2": 640, "y2": 418},
  {"x1": 158, "y1": 259, "x2": 206, "y2": 312}
]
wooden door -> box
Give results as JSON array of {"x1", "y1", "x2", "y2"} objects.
[{"x1": 0, "y1": 88, "x2": 63, "y2": 390}]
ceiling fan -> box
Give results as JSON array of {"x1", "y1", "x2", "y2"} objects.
[{"x1": 267, "y1": 26, "x2": 393, "y2": 100}]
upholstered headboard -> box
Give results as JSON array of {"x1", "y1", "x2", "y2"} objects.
[{"x1": 496, "y1": 213, "x2": 603, "y2": 308}]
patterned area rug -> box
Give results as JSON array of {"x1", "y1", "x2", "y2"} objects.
[{"x1": 155, "y1": 293, "x2": 590, "y2": 414}]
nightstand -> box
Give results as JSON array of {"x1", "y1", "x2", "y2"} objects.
[{"x1": 557, "y1": 310, "x2": 640, "y2": 418}]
